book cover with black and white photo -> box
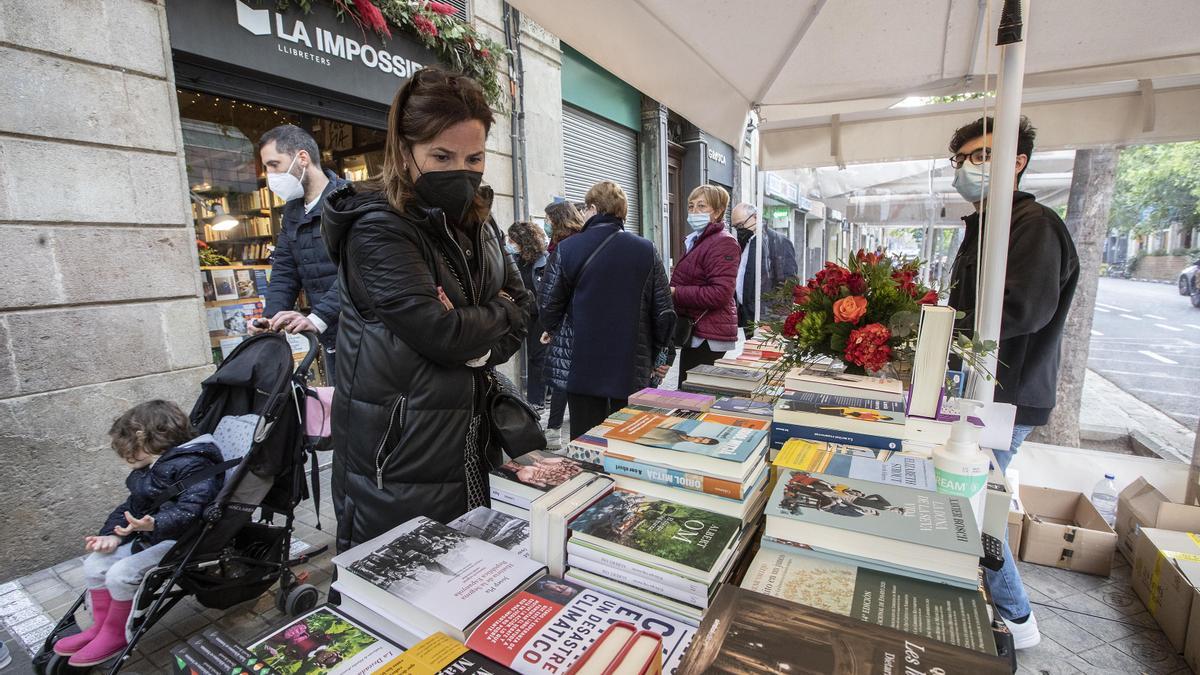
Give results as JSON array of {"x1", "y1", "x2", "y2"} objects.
[
  {"x1": 448, "y1": 506, "x2": 531, "y2": 558},
  {"x1": 331, "y1": 516, "x2": 545, "y2": 641}
]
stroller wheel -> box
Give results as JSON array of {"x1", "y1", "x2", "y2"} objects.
[
  {"x1": 33, "y1": 625, "x2": 81, "y2": 675},
  {"x1": 284, "y1": 584, "x2": 321, "y2": 617},
  {"x1": 45, "y1": 652, "x2": 89, "y2": 675}
]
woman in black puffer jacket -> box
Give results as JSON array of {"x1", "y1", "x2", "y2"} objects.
[
  {"x1": 323, "y1": 68, "x2": 533, "y2": 552},
  {"x1": 539, "y1": 201, "x2": 585, "y2": 441}
]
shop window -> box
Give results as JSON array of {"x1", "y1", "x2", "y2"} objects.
[{"x1": 179, "y1": 89, "x2": 385, "y2": 366}]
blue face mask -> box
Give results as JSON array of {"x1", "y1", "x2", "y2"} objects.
[
  {"x1": 952, "y1": 162, "x2": 990, "y2": 203},
  {"x1": 504, "y1": 243, "x2": 518, "y2": 255},
  {"x1": 687, "y1": 213, "x2": 711, "y2": 232}
]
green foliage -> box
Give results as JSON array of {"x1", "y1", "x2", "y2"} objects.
[{"x1": 1109, "y1": 142, "x2": 1200, "y2": 235}]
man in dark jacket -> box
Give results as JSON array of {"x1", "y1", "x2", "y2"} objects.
[
  {"x1": 731, "y1": 202, "x2": 798, "y2": 335},
  {"x1": 947, "y1": 115, "x2": 1078, "y2": 651},
  {"x1": 541, "y1": 181, "x2": 675, "y2": 439},
  {"x1": 250, "y1": 125, "x2": 348, "y2": 376}
]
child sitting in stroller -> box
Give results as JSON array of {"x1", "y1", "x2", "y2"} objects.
[{"x1": 53, "y1": 400, "x2": 225, "y2": 667}]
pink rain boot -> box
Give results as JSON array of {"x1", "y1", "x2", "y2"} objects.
[
  {"x1": 67, "y1": 597, "x2": 132, "y2": 667},
  {"x1": 53, "y1": 589, "x2": 111, "y2": 656}
]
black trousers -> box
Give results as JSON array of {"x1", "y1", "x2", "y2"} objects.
[
  {"x1": 677, "y1": 342, "x2": 726, "y2": 388},
  {"x1": 568, "y1": 393, "x2": 629, "y2": 440},
  {"x1": 547, "y1": 387, "x2": 567, "y2": 430}
]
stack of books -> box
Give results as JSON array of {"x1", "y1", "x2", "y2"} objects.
[
  {"x1": 329, "y1": 517, "x2": 699, "y2": 674},
  {"x1": 562, "y1": 405, "x2": 771, "y2": 522},
  {"x1": 678, "y1": 585, "x2": 1008, "y2": 673},
  {"x1": 772, "y1": 389, "x2": 907, "y2": 453},
  {"x1": 784, "y1": 367, "x2": 906, "y2": 405},
  {"x1": 681, "y1": 364, "x2": 767, "y2": 396},
  {"x1": 772, "y1": 438, "x2": 935, "y2": 491},
  {"x1": 628, "y1": 387, "x2": 714, "y2": 412},
  {"x1": 564, "y1": 488, "x2": 754, "y2": 624},
  {"x1": 762, "y1": 469, "x2": 982, "y2": 589}
]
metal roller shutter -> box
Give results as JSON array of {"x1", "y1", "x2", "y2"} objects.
[{"x1": 562, "y1": 104, "x2": 641, "y2": 234}]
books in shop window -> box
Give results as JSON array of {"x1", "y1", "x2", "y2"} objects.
[
  {"x1": 466, "y1": 576, "x2": 695, "y2": 675},
  {"x1": 677, "y1": 585, "x2": 1008, "y2": 675},
  {"x1": 765, "y1": 469, "x2": 981, "y2": 589},
  {"x1": 773, "y1": 438, "x2": 936, "y2": 491},
  {"x1": 627, "y1": 388, "x2": 715, "y2": 412},
  {"x1": 567, "y1": 489, "x2": 744, "y2": 587},
  {"x1": 246, "y1": 605, "x2": 401, "y2": 674},
  {"x1": 331, "y1": 516, "x2": 546, "y2": 642},
  {"x1": 740, "y1": 547, "x2": 996, "y2": 654},
  {"x1": 210, "y1": 268, "x2": 239, "y2": 301}
]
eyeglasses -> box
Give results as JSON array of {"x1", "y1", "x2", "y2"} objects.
[{"x1": 949, "y1": 147, "x2": 991, "y2": 169}]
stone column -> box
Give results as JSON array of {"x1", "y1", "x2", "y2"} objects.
[
  {"x1": 640, "y1": 99, "x2": 667, "y2": 254},
  {"x1": 0, "y1": 0, "x2": 215, "y2": 578}
]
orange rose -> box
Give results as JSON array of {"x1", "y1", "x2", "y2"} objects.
[{"x1": 832, "y1": 296, "x2": 868, "y2": 324}]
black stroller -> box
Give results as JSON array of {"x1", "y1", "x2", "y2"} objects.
[{"x1": 33, "y1": 332, "x2": 329, "y2": 674}]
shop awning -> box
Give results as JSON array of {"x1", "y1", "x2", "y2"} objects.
[{"x1": 506, "y1": 0, "x2": 1200, "y2": 153}]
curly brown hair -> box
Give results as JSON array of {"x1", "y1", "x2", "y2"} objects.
[
  {"x1": 109, "y1": 400, "x2": 195, "y2": 462},
  {"x1": 544, "y1": 201, "x2": 584, "y2": 246},
  {"x1": 506, "y1": 221, "x2": 546, "y2": 265}
]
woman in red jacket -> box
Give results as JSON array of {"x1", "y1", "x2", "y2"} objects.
[{"x1": 670, "y1": 184, "x2": 741, "y2": 386}]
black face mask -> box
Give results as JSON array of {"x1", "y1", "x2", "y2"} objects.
[
  {"x1": 414, "y1": 169, "x2": 483, "y2": 225},
  {"x1": 736, "y1": 226, "x2": 753, "y2": 247}
]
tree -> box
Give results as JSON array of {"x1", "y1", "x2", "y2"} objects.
[
  {"x1": 1108, "y1": 142, "x2": 1200, "y2": 236},
  {"x1": 1031, "y1": 147, "x2": 1120, "y2": 447}
]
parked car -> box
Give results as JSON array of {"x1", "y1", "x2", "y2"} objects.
[{"x1": 1178, "y1": 258, "x2": 1199, "y2": 296}]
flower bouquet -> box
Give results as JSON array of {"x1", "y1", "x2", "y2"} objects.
[{"x1": 758, "y1": 250, "x2": 995, "y2": 386}]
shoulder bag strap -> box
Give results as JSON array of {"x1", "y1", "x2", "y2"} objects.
[{"x1": 570, "y1": 229, "x2": 621, "y2": 291}]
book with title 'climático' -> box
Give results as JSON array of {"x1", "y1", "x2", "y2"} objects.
[
  {"x1": 677, "y1": 585, "x2": 1009, "y2": 674},
  {"x1": 466, "y1": 576, "x2": 695, "y2": 675}
]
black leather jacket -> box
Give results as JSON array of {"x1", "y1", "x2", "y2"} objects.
[{"x1": 322, "y1": 184, "x2": 531, "y2": 551}]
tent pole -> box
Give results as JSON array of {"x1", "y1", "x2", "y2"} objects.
[{"x1": 971, "y1": 0, "x2": 1029, "y2": 403}]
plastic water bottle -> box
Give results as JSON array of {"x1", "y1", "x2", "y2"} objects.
[{"x1": 1091, "y1": 473, "x2": 1119, "y2": 527}]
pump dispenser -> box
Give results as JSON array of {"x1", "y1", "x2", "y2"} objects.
[{"x1": 933, "y1": 400, "x2": 989, "y2": 530}]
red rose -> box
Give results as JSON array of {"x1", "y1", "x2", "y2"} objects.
[
  {"x1": 782, "y1": 311, "x2": 806, "y2": 338},
  {"x1": 917, "y1": 290, "x2": 939, "y2": 305},
  {"x1": 813, "y1": 263, "x2": 851, "y2": 296},
  {"x1": 793, "y1": 285, "x2": 811, "y2": 305},
  {"x1": 844, "y1": 323, "x2": 893, "y2": 371}
]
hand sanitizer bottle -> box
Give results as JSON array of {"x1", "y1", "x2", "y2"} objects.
[{"x1": 933, "y1": 400, "x2": 989, "y2": 530}]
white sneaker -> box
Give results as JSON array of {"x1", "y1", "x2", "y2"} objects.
[{"x1": 1002, "y1": 612, "x2": 1041, "y2": 650}]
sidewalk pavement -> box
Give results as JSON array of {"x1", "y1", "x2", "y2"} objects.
[
  {"x1": 1080, "y1": 369, "x2": 1196, "y2": 463},
  {"x1": 0, "y1": 465, "x2": 337, "y2": 674}
]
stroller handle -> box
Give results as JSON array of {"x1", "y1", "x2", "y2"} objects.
[{"x1": 295, "y1": 331, "x2": 321, "y2": 378}]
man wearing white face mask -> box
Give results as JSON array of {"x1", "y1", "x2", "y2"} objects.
[
  {"x1": 250, "y1": 124, "x2": 348, "y2": 377},
  {"x1": 946, "y1": 116, "x2": 1079, "y2": 651}
]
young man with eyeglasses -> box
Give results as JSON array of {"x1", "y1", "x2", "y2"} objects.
[{"x1": 946, "y1": 116, "x2": 1080, "y2": 650}]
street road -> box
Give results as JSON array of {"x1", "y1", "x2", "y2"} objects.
[{"x1": 1088, "y1": 277, "x2": 1200, "y2": 430}]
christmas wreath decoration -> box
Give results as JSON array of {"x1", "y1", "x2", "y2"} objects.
[{"x1": 283, "y1": 0, "x2": 509, "y2": 107}]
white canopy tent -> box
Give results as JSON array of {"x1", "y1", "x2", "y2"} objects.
[
  {"x1": 508, "y1": 0, "x2": 1200, "y2": 401},
  {"x1": 508, "y1": 0, "x2": 1200, "y2": 149}
]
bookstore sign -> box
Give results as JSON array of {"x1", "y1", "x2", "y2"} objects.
[{"x1": 167, "y1": 0, "x2": 437, "y2": 106}]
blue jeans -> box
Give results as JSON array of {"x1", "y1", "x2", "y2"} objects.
[{"x1": 985, "y1": 424, "x2": 1036, "y2": 621}]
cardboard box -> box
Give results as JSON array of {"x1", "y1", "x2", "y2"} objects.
[
  {"x1": 1019, "y1": 486, "x2": 1117, "y2": 576},
  {"x1": 1008, "y1": 499, "x2": 1025, "y2": 559},
  {"x1": 1185, "y1": 587, "x2": 1200, "y2": 672},
  {"x1": 1131, "y1": 527, "x2": 1200, "y2": 651},
  {"x1": 1116, "y1": 477, "x2": 1200, "y2": 562}
]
